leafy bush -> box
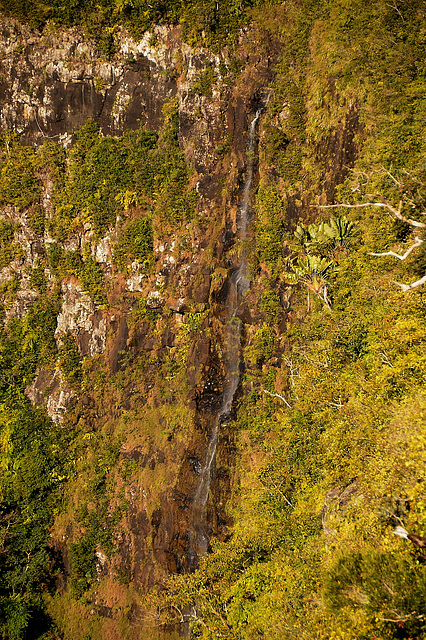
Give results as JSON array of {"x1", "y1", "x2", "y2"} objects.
[
  {"x1": 59, "y1": 333, "x2": 83, "y2": 387},
  {"x1": 0, "y1": 219, "x2": 23, "y2": 268},
  {"x1": 191, "y1": 61, "x2": 217, "y2": 98},
  {"x1": 255, "y1": 185, "x2": 286, "y2": 275},
  {"x1": 28, "y1": 206, "x2": 46, "y2": 235},
  {"x1": 69, "y1": 535, "x2": 97, "y2": 598},
  {"x1": 45, "y1": 242, "x2": 108, "y2": 307},
  {"x1": 45, "y1": 116, "x2": 196, "y2": 238},
  {"x1": 0, "y1": 134, "x2": 41, "y2": 210},
  {"x1": 29, "y1": 261, "x2": 48, "y2": 294},
  {"x1": 80, "y1": 254, "x2": 108, "y2": 307},
  {"x1": 259, "y1": 289, "x2": 282, "y2": 324},
  {"x1": 115, "y1": 216, "x2": 153, "y2": 268},
  {"x1": 0, "y1": 400, "x2": 71, "y2": 639},
  {"x1": 248, "y1": 323, "x2": 275, "y2": 366}
]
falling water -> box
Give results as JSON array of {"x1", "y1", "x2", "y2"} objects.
[{"x1": 187, "y1": 109, "x2": 262, "y2": 568}]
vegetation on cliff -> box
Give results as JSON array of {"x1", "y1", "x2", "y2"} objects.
[
  {"x1": 0, "y1": 0, "x2": 425, "y2": 639},
  {"x1": 0, "y1": 95, "x2": 198, "y2": 637},
  {"x1": 165, "y1": 1, "x2": 426, "y2": 639},
  {"x1": 0, "y1": 0, "x2": 268, "y2": 53}
]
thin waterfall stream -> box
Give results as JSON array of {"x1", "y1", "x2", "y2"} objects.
[{"x1": 187, "y1": 108, "x2": 262, "y2": 569}]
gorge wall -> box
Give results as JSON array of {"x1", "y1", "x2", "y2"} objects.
[
  {"x1": 1, "y1": 3, "x2": 426, "y2": 639},
  {"x1": 0, "y1": 15, "x2": 280, "y2": 638}
]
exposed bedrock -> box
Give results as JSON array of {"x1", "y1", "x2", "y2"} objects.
[{"x1": 0, "y1": 17, "x2": 281, "y2": 632}]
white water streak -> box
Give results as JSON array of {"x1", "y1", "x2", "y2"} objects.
[{"x1": 189, "y1": 110, "x2": 262, "y2": 561}]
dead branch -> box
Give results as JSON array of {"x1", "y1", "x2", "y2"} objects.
[
  {"x1": 383, "y1": 168, "x2": 402, "y2": 185},
  {"x1": 206, "y1": 602, "x2": 231, "y2": 629},
  {"x1": 267, "y1": 480, "x2": 293, "y2": 507},
  {"x1": 369, "y1": 236, "x2": 423, "y2": 260},
  {"x1": 170, "y1": 605, "x2": 185, "y2": 623},
  {"x1": 323, "y1": 285, "x2": 332, "y2": 309},
  {"x1": 260, "y1": 475, "x2": 294, "y2": 507},
  {"x1": 378, "y1": 612, "x2": 425, "y2": 623},
  {"x1": 380, "y1": 351, "x2": 394, "y2": 367},
  {"x1": 284, "y1": 358, "x2": 299, "y2": 387},
  {"x1": 382, "y1": 581, "x2": 395, "y2": 596},
  {"x1": 396, "y1": 273, "x2": 426, "y2": 292},
  {"x1": 313, "y1": 201, "x2": 426, "y2": 229},
  {"x1": 296, "y1": 346, "x2": 329, "y2": 369},
  {"x1": 385, "y1": 0, "x2": 405, "y2": 22},
  {"x1": 323, "y1": 397, "x2": 344, "y2": 408},
  {"x1": 263, "y1": 389, "x2": 292, "y2": 408},
  {"x1": 313, "y1": 199, "x2": 426, "y2": 291},
  {"x1": 382, "y1": 508, "x2": 404, "y2": 525}
]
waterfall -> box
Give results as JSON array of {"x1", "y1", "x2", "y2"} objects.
[{"x1": 187, "y1": 109, "x2": 262, "y2": 568}]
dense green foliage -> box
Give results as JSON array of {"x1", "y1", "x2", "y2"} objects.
[
  {"x1": 0, "y1": 290, "x2": 124, "y2": 637},
  {"x1": 164, "y1": 1, "x2": 426, "y2": 639},
  {"x1": 0, "y1": 287, "x2": 72, "y2": 639},
  {"x1": 0, "y1": 135, "x2": 41, "y2": 210},
  {"x1": 169, "y1": 273, "x2": 426, "y2": 638},
  {"x1": 0, "y1": 73, "x2": 197, "y2": 640},
  {"x1": 52, "y1": 115, "x2": 195, "y2": 239},
  {"x1": 0, "y1": 0, "x2": 425, "y2": 638},
  {"x1": 59, "y1": 333, "x2": 83, "y2": 387},
  {"x1": 0, "y1": 0, "x2": 271, "y2": 51},
  {"x1": 0, "y1": 105, "x2": 197, "y2": 309}
]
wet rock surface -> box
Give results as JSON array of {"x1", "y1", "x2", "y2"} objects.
[{"x1": 0, "y1": 15, "x2": 281, "y2": 634}]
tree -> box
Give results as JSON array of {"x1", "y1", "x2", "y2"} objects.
[
  {"x1": 315, "y1": 197, "x2": 426, "y2": 291},
  {"x1": 285, "y1": 255, "x2": 333, "y2": 310},
  {"x1": 294, "y1": 217, "x2": 356, "y2": 257},
  {"x1": 285, "y1": 216, "x2": 354, "y2": 309}
]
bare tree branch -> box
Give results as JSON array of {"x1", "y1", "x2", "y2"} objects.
[
  {"x1": 312, "y1": 193, "x2": 426, "y2": 291},
  {"x1": 378, "y1": 613, "x2": 425, "y2": 623},
  {"x1": 382, "y1": 581, "x2": 395, "y2": 596},
  {"x1": 263, "y1": 389, "x2": 291, "y2": 408},
  {"x1": 385, "y1": 0, "x2": 405, "y2": 22},
  {"x1": 284, "y1": 358, "x2": 299, "y2": 387},
  {"x1": 312, "y1": 201, "x2": 426, "y2": 228},
  {"x1": 323, "y1": 397, "x2": 344, "y2": 408},
  {"x1": 369, "y1": 236, "x2": 423, "y2": 260},
  {"x1": 396, "y1": 273, "x2": 426, "y2": 292},
  {"x1": 266, "y1": 479, "x2": 294, "y2": 507},
  {"x1": 384, "y1": 168, "x2": 402, "y2": 185},
  {"x1": 380, "y1": 351, "x2": 394, "y2": 367},
  {"x1": 323, "y1": 285, "x2": 331, "y2": 308}
]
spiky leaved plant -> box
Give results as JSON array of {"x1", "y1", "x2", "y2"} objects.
[{"x1": 285, "y1": 255, "x2": 333, "y2": 310}]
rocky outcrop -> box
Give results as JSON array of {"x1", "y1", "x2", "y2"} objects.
[
  {"x1": 56, "y1": 279, "x2": 108, "y2": 355},
  {"x1": 0, "y1": 15, "x2": 279, "y2": 636},
  {"x1": 26, "y1": 366, "x2": 76, "y2": 422},
  {"x1": 0, "y1": 21, "x2": 179, "y2": 141}
]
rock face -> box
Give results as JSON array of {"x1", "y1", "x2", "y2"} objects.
[
  {"x1": 56, "y1": 279, "x2": 107, "y2": 356},
  {"x1": 0, "y1": 17, "x2": 261, "y2": 164},
  {"x1": 26, "y1": 366, "x2": 76, "y2": 422},
  {"x1": 0, "y1": 15, "x2": 279, "y2": 636},
  {"x1": 0, "y1": 22, "x2": 179, "y2": 141}
]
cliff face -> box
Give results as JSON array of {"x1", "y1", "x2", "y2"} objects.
[
  {"x1": 1, "y1": 22, "x2": 178, "y2": 140},
  {"x1": 0, "y1": 16, "x2": 279, "y2": 637},
  {"x1": 2, "y1": 2, "x2": 426, "y2": 639}
]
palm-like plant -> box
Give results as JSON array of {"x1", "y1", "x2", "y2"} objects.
[
  {"x1": 324, "y1": 216, "x2": 355, "y2": 246},
  {"x1": 294, "y1": 217, "x2": 355, "y2": 258},
  {"x1": 323, "y1": 217, "x2": 356, "y2": 260},
  {"x1": 286, "y1": 217, "x2": 355, "y2": 309},
  {"x1": 286, "y1": 255, "x2": 333, "y2": 310}
]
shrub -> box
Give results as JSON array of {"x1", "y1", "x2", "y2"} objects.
[
  {"x1": 115, "y1": 216, "x2": 153, "y2": 267},
  {"x1": 80, "y1": 255, "x2": 108, "y2": 307},
  {"x1": 248, "y1": 323, "x2": 275, "y2": 366},
  {"x1": 59, "y1": 333, "x2": 83, "y2": 387},
  {"x1": 0, "y1": 134, "x2": 41, "y2": 210},
  {"x1": 0, "y1": 219, "x2": 23, "y2": 268}
]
